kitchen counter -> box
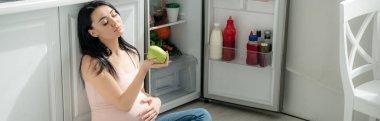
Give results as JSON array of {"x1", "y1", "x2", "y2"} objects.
[{"x1": 0, "y1": 0, "x2": 91, "y2": 15}]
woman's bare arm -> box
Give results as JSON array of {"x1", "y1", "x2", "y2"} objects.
[
  {"x1": 81, "y1": 55, "x2": 147, "y2": 111},
  {"x1": 81, "y1": 53, "x2": 168, "y2": 112}
]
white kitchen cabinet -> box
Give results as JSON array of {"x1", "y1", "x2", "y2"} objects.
[
  {"x1": 0, "y1": 8, "x2": 63, "y2": 121},
  {"x1": 59, "y1": 0, "x2": 145, "y2": 121}
]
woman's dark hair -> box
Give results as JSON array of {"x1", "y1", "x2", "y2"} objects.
[{"x1": 77, "y1": 0, "x2": 140, "y2": 80}]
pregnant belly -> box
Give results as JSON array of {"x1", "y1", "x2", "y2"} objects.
[{"x1": 128, "y1": 92, "x2": 150, "y2": 117}]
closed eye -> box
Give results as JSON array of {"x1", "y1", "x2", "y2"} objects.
[
  {"x1": 99, "y1": 10, "x2": 118, "y2": 26},
  {"x1": 102, "y1": 20, "x2": 108, "y2": 26},
  {"x1": 111, "y1": 13, "x2": 118, "y2": 17}
]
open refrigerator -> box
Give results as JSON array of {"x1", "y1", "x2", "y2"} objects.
[{"x1": 145, "y1": 0, "x2": 287, "y2": 112}]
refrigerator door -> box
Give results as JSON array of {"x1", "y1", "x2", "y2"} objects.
[{"x1": 203, "y1": 0, "x2": 287, "y2": 111}]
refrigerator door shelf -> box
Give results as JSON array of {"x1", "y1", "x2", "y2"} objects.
[
  {"x1": 207, "y1": 60, "x2": 273, "y2": 105},
  {"x1": 208, "y1": 45, "x2": 273, "y2": 68}
]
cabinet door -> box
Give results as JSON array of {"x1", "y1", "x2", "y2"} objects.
[
  {"x1": 0, "y1": 8, "x2": 62, "y2": 121},
  {"x1": 60, "y1": 1, "x2": 144, "y2": 121}
]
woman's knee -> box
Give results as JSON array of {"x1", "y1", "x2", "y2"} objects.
[
  {"x1": 195, "y1": 108, "x2": 209, "y2": 114},
  {"x1": 194, "y1": 108, "x2": 212, "y2": 120}
]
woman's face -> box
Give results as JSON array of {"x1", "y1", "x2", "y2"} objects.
[{"x1": 88, "y1": 5, "x2": 124, "y2": 41}]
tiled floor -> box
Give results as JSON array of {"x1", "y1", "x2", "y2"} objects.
[{"x1": 162, "y1": 100, "x2": 306, "y2": 121}]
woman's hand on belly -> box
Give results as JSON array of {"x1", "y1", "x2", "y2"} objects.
[{"x1": 139, "y1": 97, "x2": 161, "y2": 121}]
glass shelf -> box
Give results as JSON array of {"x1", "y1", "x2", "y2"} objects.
[
  {"x1": 208, "y1": 45, "x2": 272, "y2": 68},
  {"x1": 149, "y1": 19, "x2": 186, "y2": 31}
]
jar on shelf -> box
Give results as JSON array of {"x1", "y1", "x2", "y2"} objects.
[{"x1": 260, "y1": 43, "x2": 270, "y2": 67}]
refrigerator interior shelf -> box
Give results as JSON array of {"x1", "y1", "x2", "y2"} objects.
[
  {"x1": 208, "y1": 45, "x2": 272, "y2": 68},
  {"x1": 149, "y1": 19, "x2": 186, "y2": 31}
]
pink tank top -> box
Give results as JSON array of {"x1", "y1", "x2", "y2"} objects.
[{"x1": 85, "y1": 54, "x2": 149, "y2": 121}]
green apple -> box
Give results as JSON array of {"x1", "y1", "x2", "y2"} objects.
[{"x1": 147, "y1": 45, "x2": 167, "y2": 64}]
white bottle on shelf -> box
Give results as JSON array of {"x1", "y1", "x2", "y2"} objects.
[{"x1": 209, "y1": 23, "x2": 223, "y2": 60}]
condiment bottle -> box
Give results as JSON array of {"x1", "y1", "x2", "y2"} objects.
[
  {"x1": 256, "y1": 30, "x2": 263, "y2": 43},
  {"x1": 264, "y1": 30, "x2": 272, "y2": 51},
  {"x1": 222, "y1": 16, "x2": 236, "y2": 61},
  {"x1": 246, "y1": 31, "x2": 259, "y2": 65}
]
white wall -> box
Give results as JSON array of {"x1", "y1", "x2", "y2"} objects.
[{"x1": 283, "y1": 0, "x2": 370, "y2": 121}]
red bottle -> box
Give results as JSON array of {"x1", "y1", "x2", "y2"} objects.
[
  {"x1": 246, "y1": 31, "x2": 259, "y2": 65},
  {"x1": 222, "y1": 16, "x2": 236, "y2": 61}
]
